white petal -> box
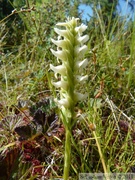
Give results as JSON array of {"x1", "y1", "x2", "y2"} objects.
[
  {"x1": 51, "y1": 39, "x2": 65, "y2": 48},
  {"x1": 56, "y1": 22, "x2": 69, "y2": 27},
  {"x1": 75, "y1": 92, "x2": 88, "y2": 101},
  {"x1": 54, "y1": 28, "x2": 73, "y2": 40},
  {"x1": 78, "y1": 35, "x2": 89, "y2": 44},
  {"x1": 51, "y1": 49, "x2": 66, "y2": 61},
  {"x1": 75, "y1": 24, "x2": 87, "y2": 35},
  {"x1": 75, "y1": 75, "x2": 88, "y2": 83},
  {"x1": 75, "y1": 59, "x2": 88, "y2": 69},
  {"x1": 52, "y1": 81, "x2": 68, "y2": 90},
  {"x1": 50, "y1": 64, "x2": 66, "y2": 76},
  {"x1": 51, "y1": 39, "x2": 73, "y2": 49},
  {"x1": 74, "y1": 45, "x2": 88, "y2": 58},
  {"x1": 79, "y1": 58, "x2": 88, "y2": 68},
  {"x1": 79, "y1": 45, "x2": 88, "y2": 55},
  {"x1": 56, "y1": 17, "x2": 79, "y2": 27},
  {"x1": 54, "y1": 28, "x2": 67, "y2": 36},
  {"x1": 57, "y1": 98, "x2": 70, "y2": 108},
  {"x1": 54, "y1": 98, "x2": 69, "y2": 108}
]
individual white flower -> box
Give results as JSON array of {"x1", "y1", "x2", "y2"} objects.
[
  {"x1": 77, "y1": 35, "x2": 89, "y2": 44},
  {"x1": 57, "y1": 98, "x2": 71, "y2": 108},
  {"x1": 50, "y1": 64, "x2": 66, "y2": 76},
  {"x1": 74, "y1": 45, "x2": 88, "y2": 58},
  {"x1": 52, "y1": 80, "x2": 68, "y2": 90},
  {"x1": 54, "y1": 28, "x2": 73, "y2": 41},
  {"x1": 74, "y1": 92, "x2": 88, "y2": 101},
  {"x1": 75, "y1": 24, "x2": 87, "y2": 35},
  {"x1": 51, "y1": 39, "x2": 73, "y2": 49},
  {"x1": 75, "y1": 59, "x2": 88, "y2": 69},
  {"x1": 56, "y1": 17, "x2": 79, "y2": 27},
  {"x1": 50, "y1": 49, "x2": 67, "y2": 61},
  {"x1": 75, "y1": 75, "x2": 88, "y2": 83}
]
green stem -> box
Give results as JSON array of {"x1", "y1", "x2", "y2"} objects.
[
  {"x1": 63, "y1": 127, "x2": 71, "y2": 180},
  {"x1": 93, "y1": 131, "x2": 107, "y2": 173},
  {"x1": 93, "y1": 131, "x2": 110, "y2": 180}
]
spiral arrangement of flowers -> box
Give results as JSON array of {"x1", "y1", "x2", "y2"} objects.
[{"x1": 50, "y1": 17, "x2": 89, "y2": 179}]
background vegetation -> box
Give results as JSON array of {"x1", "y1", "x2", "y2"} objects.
[{"x1": 0, "y1": 0, "x2": 135, "y2": 179}]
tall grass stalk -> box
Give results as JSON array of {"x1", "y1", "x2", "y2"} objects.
[{"x1": 127, "y1": 15, "x2": 135, "y2": 89}]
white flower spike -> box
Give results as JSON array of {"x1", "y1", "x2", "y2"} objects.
[
  {"x1": 50, "y1": 17, "x2": 89, "y2": 123},
  {"x1": 50, "y1": 17, "x2": 89, "y2": 180}
]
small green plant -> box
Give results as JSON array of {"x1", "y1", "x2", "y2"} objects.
[{"x1": 50, "y1": 17, "x2": 89, "y2": 180}]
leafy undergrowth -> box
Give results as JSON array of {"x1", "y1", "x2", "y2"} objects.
[
  {"x1": 0, "y1": 98, "x2": 64, "y2": 179},
  {"x1": 0, "y1": 96, "x2": 135, "y2": 179}
]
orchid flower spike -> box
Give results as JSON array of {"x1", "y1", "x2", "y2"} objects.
[{"x1": 50, "y1": 17, "x2": 89, "y2": 126}]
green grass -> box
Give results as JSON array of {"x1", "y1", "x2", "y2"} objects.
[{"x1": 0, "y1": 2, "x2": 135, "y2": 179}]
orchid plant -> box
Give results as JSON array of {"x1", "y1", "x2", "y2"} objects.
[{"x1": 50, "y1": 17, "x2": 89, "y2": 180}]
